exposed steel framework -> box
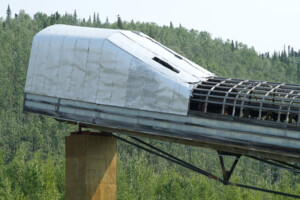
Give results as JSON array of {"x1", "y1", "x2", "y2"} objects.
[
  {"x1": 190, "y1": 77, "x2": 300, "y2": 126},
  {"x1": 113, "y1": 133, "x2": 300, "y2": 199}
]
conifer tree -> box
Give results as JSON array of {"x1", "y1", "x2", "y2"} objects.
[
  {"x1": 105, "y1": 17, "x2": 109, "y2": 27},
  {"x1": 87, "y1": 16, "x2": 92, "y2": 26},
  {"x1": 6, "y1": 5, "x2": 11, "y2": 23},
  {"x1": 96, "y1": 13, "x2": 101, "y2": 27},
  {"x1": 231, "y1": 40, "x2": 234, "y2": 52},
  {"x1": 117, "y1": 15, "x2": 123, "y2": 29},
  {"x1": 55, "y1": 12, "x2": 60, "y2": 22},
  {"x1": 291, "y1": 47, "x2": 294, "y2": 57},
  {"x1": 73, "y1": 10, "x2": 77, "y2": 23},
  {"x1": 93, "y1": 12, "x2": 96, "y2": 24}
]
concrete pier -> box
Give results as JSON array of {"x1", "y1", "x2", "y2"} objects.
[{"x1": 65, "y1": 134, "x2": 117, "y2": 200}]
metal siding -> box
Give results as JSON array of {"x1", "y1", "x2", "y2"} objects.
[
  {"x1": 108, "y1": 33, "x2": 184, "y2": 82},
  {"x1": 43, "y1": 34, "x2": 65, "y2": 97},
  {"x1": 25, "y1": 25, "x2": 216, "y2": 116},
  {"x1": 55, "y1": 36, "x2": 77, "y2": 98},
  {"x1": 82, "y1": 38, "x2": 104, "y2": 103},
  {"x1": 121, "y1": 31, "x2": 213, "y2": 81},
  {"x1": 25, "y1": 37, "x2": 38, "y2": 92},
  {"x1": 110, "y1": 47, "x2": 132, "y2": 107},
  {"x1": 96, "y1": 40, "x2": 118, "y2": 105},
  {"x1": 31, "y1": 35, "x2": 51, "y2": 95},
  {"x1": 172, "y1": 82, "x2": 183, "y2": 114},
  {"x1": 156, "y1": 77, "x2": 174, "y2": 113},
  {"x1": 124, "y1": 58, "x2": 142, "y2": 109},
  {"x1": 68, "y1": 39, "x2": 90, "y2": 101},
  {"x1": 140, "y1": 66, "x2": 160, "y2": 111}
]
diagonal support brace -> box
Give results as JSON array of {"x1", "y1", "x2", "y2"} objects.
[{"x1": 217, "y1": 151, "x2": 241, "y2": 184}]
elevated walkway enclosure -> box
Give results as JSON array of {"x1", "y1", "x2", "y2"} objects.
[
  {"x1": 190, "y1": 77, "x2": 300, "y2": 127},
  {"x1": 23, "y1": 25, "x2": 300, "y2": 163},
  {"x1": 25, "y1": 24, "x2": 213, "y2": 116}
]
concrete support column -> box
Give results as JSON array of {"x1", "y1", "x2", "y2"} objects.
[{"x1": 65, "y1": 134, "x2": 117, "y2": 200}]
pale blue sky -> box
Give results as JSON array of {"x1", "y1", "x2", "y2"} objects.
[{"x1": 1, "y1": 0, "x2": 299, "y2": 54}]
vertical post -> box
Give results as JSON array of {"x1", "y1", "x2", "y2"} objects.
[{"x1": 65, "y1": 134, "x2": 117, "y2": 200}]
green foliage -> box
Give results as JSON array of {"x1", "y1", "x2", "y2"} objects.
[{"x1": 0, "y1": 7, "x2": 300, "y2": 199}]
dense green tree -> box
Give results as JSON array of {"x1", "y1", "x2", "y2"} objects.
[
  {"x1": 105, "y1": 17, "x2": 109, "y2": 27},
  {"x1": 170, "y1": 21, "x2": 174, "y2": 29},
  {"x1": 117, "y1": 15, "x2": 123, "y2": 29},
  {"x1": 231, "y1": 40, "x2": 235, "y2": 51},
  {"x1": 6, "y1": 5, "x2": 11, "y2": 23},
  {"x1": 73, "y1": 10, "x2": 77, "y2": 21},
  {"x1": 96, "y1": 13, "x2": 101, "y2": 27}
]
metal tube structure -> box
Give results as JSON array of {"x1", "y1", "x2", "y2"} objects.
[
  {"x1": 190, "y1": 77, "x2": 300, "y2": 126},
  {"x1": 23, "y1": 25, "x2": 300, "y2": 164}
]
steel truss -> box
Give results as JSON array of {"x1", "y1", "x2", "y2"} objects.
[{"x1": 111, "y1": 133, "x2": 300, "y2": 199}]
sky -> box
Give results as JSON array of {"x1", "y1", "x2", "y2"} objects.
[{"x1": 1, "y1": 0, "x2": 299, "y2": 54}]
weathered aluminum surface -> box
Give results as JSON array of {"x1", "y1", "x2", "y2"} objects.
[
  {"x1": 25, "y1": 25, "x2": 214, "y2": 115},
  {"x1": 24, "y1": 93, "x2": 300, "y2": 163}
]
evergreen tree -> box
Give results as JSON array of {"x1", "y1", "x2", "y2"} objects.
[
  {"x1": 96, "y1": 13, "x2": 100, "y2": 25},
  {"x1": 55, "y1": 12, "x2": 60, "y2": 21},
  {"x1": 291, "y1": 47, "x2": 294, "y2": 57},
  {"x1": 280, "y1": 45, "x2": 288, "y2": 63},
  {"x1": 6, "y1": 5, "x2": 12, "y2": 23},
  {"x1": 117, "y1": 15, "x2": 123, "y2": 29},
  {"x1": 105, "y1": 17, "x2": 109, "y2": 27},
  {"x1": 50, "y1": 14, "x2": 56, "y2": 25},
  {"x1": 73, "y1": 10, "x2": 77, "y2": 23},
  {"x1": 93, "y1": 12, "x2": 96, "y2": 24},
  {"x1": 231, "y1": 40, "x2": 234, "y2": 52},
  {"x1": 87, "y1": 16, "x2": 92, "y2": 26},
  {"x1": 272, "y1": 51, "x2": 277, "y2": 60}
]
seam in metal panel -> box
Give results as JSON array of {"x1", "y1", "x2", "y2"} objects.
[
  {"x1": 81, "y1": 38, "x2": 91, "y2": 101},
  {"x1": 41, "y1": 36, "x2": 53, "y2": 95},
  {"x1": 94, "y1": 39, "x2": 106, "y2": 103},
  {"x1": 53, "y1": 35, "x2": 67, "y2": 98}
]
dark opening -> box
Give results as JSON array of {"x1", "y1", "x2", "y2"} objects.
[
  {"x1": 153, "y1": 57, "x2": 180, "y2": 73},
  {"x1": 174, "y1": 54, "x2": 183, "y2": 59}
]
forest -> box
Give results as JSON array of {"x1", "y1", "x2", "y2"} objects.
[{"x1": 0, "y1": 5, "x2": 300, "y2": 199}]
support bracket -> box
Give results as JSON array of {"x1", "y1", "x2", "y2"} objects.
[{"x1": 217, "y1": 151, "x2": 241, "y2": 184}]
